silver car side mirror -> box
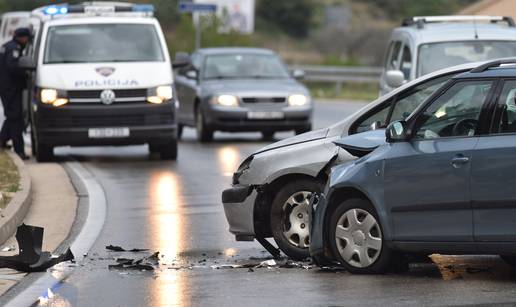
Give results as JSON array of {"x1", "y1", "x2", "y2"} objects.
[
  {"x1": 385, "y1": 70, "x2": 405, "y2": 88},
  {"x1": 186, "y1": 70, "x2": 198, "y2": 80},
  {"x1": 292, "y1": 69, "x2": 305, "y2": 80},
  {"x1": 386, "y1": 120, "x2": 408, "y2": 142}
]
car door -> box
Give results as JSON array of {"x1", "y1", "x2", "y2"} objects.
[
  {"x1": 471, "y1": 79, "x2": 516, "y2": 242},
  {"x1": 175, "y1": 53, "x2": 200, "y2": 125},
  {"x1": 383, "y1": 80, "x2": 496, "y2": 242}
]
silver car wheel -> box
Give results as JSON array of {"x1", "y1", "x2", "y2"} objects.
[
  {"x1": 282, "y1": 191, "x2": 311, "y2": 249},
  {"x1": 335, "y1": 208, "x2": 382, "y2": 268}
]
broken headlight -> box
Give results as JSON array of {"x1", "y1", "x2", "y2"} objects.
[{"x1": 233, "y1": 155, "x2": 254, "y2": 185}]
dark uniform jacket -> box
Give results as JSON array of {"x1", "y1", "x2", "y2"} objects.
[{"x1": 0, "y1": 39, "x2": 26, "y2": 93}]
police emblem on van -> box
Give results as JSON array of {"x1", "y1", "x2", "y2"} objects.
[
  {"x1": 96, "y1": 67, "x2": 116, "y2": 77},
  {"x1": 100, "y1": 89, "x2": 116, "y2": 105}
]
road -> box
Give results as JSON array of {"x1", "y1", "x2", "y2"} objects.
[{"x1": 6, "y1": 99, "x2": 516, "y2": 306}]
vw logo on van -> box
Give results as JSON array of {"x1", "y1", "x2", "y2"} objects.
[
  {"x1": 95, "y1": 67, "x2": 116, "y2": 77},
  {"x1": 100, "y1": 89, "x2": 116, "y2": 105}
]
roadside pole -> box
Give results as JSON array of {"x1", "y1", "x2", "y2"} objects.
[{"x1": 178, "y1": 2, "x2": 217, "y2": 50}]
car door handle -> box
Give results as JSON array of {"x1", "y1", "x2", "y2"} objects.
[{"x1": 451, "y1": 155, "x2": 470, "y2": 167}]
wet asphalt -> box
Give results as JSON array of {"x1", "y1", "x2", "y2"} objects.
[{"x1": 11, "y1": 100, "x2": 516, "y2": 306}]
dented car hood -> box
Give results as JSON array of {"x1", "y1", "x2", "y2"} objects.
[
  {"x1": 333, "y1": 129, "x2": 386, "y2": 157},
  {"x1": 255, "y1": 128, "x2": 330, "y2": 154}
]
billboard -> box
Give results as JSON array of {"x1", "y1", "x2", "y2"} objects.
[{"x1": 194, "y1": 0, "x2": 255, "y2": 34}]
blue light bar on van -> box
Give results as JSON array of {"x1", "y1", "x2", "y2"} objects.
[{"x1": 42, "y1": 5, "x2": 69, "y2": 15}]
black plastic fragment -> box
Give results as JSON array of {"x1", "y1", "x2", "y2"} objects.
[
  {"x1": 108, "y1": 252, "x2": 160, "y2": 271},
  {"x1": 105, "y1": 245, "x2": 149, "y2": 252},
  {"x1": 0, "y1": 224, "x2": 74, "y2": 272}
]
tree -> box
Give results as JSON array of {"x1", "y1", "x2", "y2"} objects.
[{"x1": 257, "y1": 0, "x2": 315, "y2": 38}]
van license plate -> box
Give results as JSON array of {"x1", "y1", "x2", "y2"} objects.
[
  {"x1": 88, "y1": 128, "x2": 130, "y2": 138},
  {"x1": 247, "y1": 111, "x2": 284, "y2": 119}
]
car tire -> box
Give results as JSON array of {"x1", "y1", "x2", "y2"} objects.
[
  {"x1": 295, "y1": 125, "x2": 312, "y2": 135},
  {"x1": 177, "y1": 124, "x2": 184, "y2": 140},
  {"x1": 328, "y1": 198, "x2": 394, "y2": 274},
  {"x1": 271, "y1": 179, "x2": 322, "y2": 260},
  {"x1": 501, "y1": 255, "x2": 516, "y2": 267},
  {"x1": 160, "y1": 140, "x2": 178, "y2": 160},
  {"x1": 196, "y1": 107, "x2": 213, "y2": 143},
  {"x1": 34, "y1": 141, "x2": 54, "y2": 162}
]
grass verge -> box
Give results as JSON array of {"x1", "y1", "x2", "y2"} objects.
[{"x1": 0, "y1": 151, "x2": 20, "y2": 209}]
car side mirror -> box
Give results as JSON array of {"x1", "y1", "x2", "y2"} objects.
[
  {"x1": 185, "y1": 70, "x2": 198, "y2": 80},
  {"x1": 386, "y1": 120, "x2": 408, "y2": 143},
  {"x1": 173, "y1": 52, "x2": 191, "y2": 69},
  {"x1": 385, "y1": 70, "x2": 405, "y2": 88},
  {"x1": 292, "y1": 69, "x2": 305, "y2": 80},
  {"x1": 370, "y1": 121, "x2": 382, "y2": 130},
  {"x1": 18, "y1": 56, "x2": 35, "y2": 70}
]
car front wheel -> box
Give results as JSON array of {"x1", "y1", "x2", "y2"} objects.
[
  {"x1": 196, "y1": 107, "x2": 213, "y2": 143},
  {"x1": 328, "y1": 198, "x2": 394, "y2": 274},
  {"x1": 270, "y1": 179, "x2": 321, "y2": 260}
]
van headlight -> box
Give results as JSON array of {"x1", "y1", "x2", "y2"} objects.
[
  {"x1": 288, "y1": 94, "x2": 309, "y2": 106},
  {"x1": 40, "y1": 88, "x2": 68, "y2": 107},
  {"x1": 210, "y1": 95, "x2": 239, "y2": 107},
  {"x1": 147, "y1": 85, "x2": 173, "y2": 104}
]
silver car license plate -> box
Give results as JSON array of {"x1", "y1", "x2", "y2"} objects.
[
  {"x1": 247, "y1": 111, "x2": 284, "y2": 119},
  {"x1": 88, "y1": 127, "x2": 130, "y2": 138}
]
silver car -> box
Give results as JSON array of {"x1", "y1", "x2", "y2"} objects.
[
  {"x1": 380, "y1": 15, "x2": 516, "y2": 95},
  {"x1": 222, "y1": 62, "x2": 481, "y2": 260},
  {"x1": 175, "y1": 47, "x2": 312, "y2": 142}
]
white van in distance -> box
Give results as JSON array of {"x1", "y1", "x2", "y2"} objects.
[
  {"x1": 20, "y1": 2, "x2": 182, "y2": 161},
  {"x1": 0, "y1": 11, "x2": 30, "y2": 45}
]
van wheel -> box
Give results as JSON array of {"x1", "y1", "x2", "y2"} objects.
[
  {"x1": 196, "y1": 107, "x2": 213, "y2": 142},
  {"x1": 34, "y1": 141, "x2": 54, "y2": 162},
  {"x1": 160, "y1": 140, "x2": 178, "y2": 160},
  {"x1": 328, "y1": 198, "x2": 394, "y2": 274},
  {"x1": 271, "y1": 179, "x2": 322, "y2": 260}
]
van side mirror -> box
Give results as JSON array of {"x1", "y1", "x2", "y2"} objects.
[
  {"x1": 386, "y1": 120, "x2": 408, "y2": 142},
  {"x1": 385, "y1": 70, "x2": 405, "y2": 88},
  {"x1": 19, "y1": 56, "x2": 35, "y2": 70},
  {"x1": 173, "y1": 52, "x2": 191, "y2": 69},
  {"x1": 292, "y1": 69, "x2": 305, "y2": 80}
]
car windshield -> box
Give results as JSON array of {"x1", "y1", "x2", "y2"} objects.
[
  {"x1": 203, "y1": 53, "x2": 290, "y2": 80},
  {"x1": 418, "y1": 41, "x2": 516, "y2": 76},
  {"x1": 44, "y1": 24, "x2": 164, "y2": 64}
]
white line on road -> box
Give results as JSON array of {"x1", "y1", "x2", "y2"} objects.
[{"x1": 5, "y1": 161, "x2": 107, "y2": 306}]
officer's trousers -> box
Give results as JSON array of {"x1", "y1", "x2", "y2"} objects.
[{"x1": 0, "y1": 90, "x2": 24, "y2": 155}]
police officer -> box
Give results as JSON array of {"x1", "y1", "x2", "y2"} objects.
[{"x1": 0, "y1": 28, "x2": 31, "y2": 160}]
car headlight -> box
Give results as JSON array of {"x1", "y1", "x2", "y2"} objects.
[
  {"x1": 40, "y1": 88, "x2": 68, "y2": 107},
  {"x1": 211, "y1": 95, "x2": 239, "y2": 107},
  {"x1": 147, "y1": 85, "x2": 173, "y2": 104},
  {"x1": 288, "y1": 94, "x2": 309, "y2": 106}
]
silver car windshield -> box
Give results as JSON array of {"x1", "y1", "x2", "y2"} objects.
[
  {"x1": 418, "y1": 41, "x2": 516, "y2": 76},
  {"x1": 203, "y1": 54, "x2": 290, "y2": 80},
  {"x1": 44, "y1": 24, "x2": 164, "y2": 64}
]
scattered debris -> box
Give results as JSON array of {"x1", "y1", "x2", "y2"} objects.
[
  {"x1": 257, "y1": 259, "x2": 276, "y2": 267},
  {"x1": 1, "y1": 246, "x2": 14, "y2": 252},
  {"x1": 0, "y1": 224, "x2": 74, "y2": 272},
  {"x1": 108, "y1": 252, "x2": 160, "y2": 271},
  {"x1": 105, "y1": 245, "x2": 149, "y2": 252}
]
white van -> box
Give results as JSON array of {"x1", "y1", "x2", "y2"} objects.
[
  {"x1": 0, "y1": 11, "x2": 30, "y2": 45},
  {"x1": 380, "y1": 16, "x2": 516, "y2": 95},
  {"x1": 20, "y1": 2, "x2": 183, "y2": 162}
]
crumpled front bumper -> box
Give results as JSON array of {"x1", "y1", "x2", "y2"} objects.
[{"x1": 222, "y1": 184, "x2": 257, "y2": 240}]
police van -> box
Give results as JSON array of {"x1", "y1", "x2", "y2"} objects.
[{"x1": 20, "y1": 2, "x2": 180, "y2": 161}]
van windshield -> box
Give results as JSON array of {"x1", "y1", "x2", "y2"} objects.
[
  {"x1": 418, "y1": 41, "x2": 516, "y2": 76},
  {"x1": 44, "y1": 24, "x2": 164, "y2": 64}
]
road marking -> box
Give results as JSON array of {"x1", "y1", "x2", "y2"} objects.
[{"x1": 5, "y1": 161, "x2": 107, "y2": 306}]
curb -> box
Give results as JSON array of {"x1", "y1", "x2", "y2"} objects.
[{"x1": 0, "y1": 152, "x2": 32, "y2": 245}]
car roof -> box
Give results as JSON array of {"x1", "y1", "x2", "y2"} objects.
[
  {"x1": 394, "y1": 23, "x2": 516, "y2": 45},
  {"x1": 455, "y1": 65, "x2": 516, "y2": 79},
  {"x1": 196, "y1": 47, "x2": 276, "y2": 56}
]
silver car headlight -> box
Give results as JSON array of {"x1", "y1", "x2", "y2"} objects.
[
  {"x1": 288, "y1": 94, "x2": 309, "y2": 106},
  {"x1": 210, "y1": 95, "x2": 239, "y2": 107}
]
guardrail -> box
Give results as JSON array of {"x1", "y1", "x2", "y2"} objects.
[{"x1": 289, "y1": 65, "x2": 383, "y2": 96}]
